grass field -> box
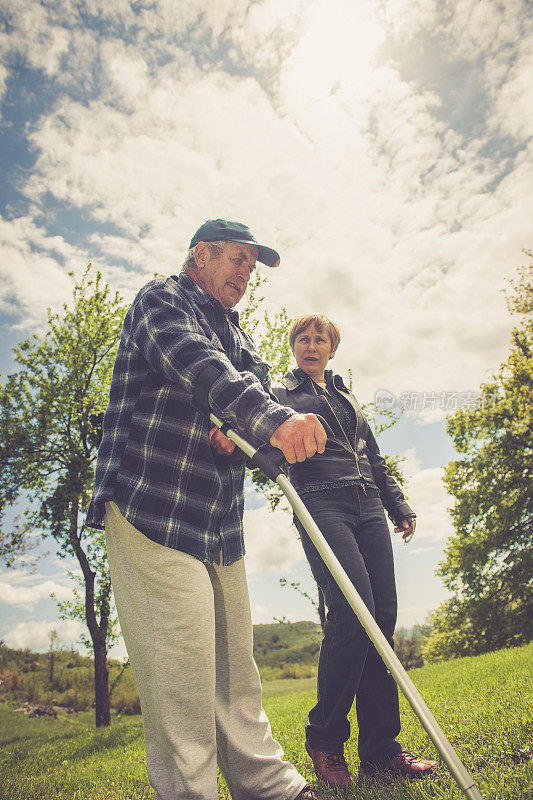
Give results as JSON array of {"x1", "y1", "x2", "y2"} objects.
[{"x1": 0, "y1": 643, "x2": 531, "y2": 800}]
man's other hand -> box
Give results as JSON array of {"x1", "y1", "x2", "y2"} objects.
[
  {"x1": 269, "y1": 414, "x2": 327, "y2": 464},
  {"x1": 209, "y1": 427, "x2": 236, "y2": 456}
]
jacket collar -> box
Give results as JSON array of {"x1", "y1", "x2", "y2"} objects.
[{"x1": 282, "y1": 367, "x2": 339, "y2": 391}]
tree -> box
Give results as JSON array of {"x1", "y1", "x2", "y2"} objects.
[
  {"x1": 394, "y1": 621, "x2": 433, "y2": 670},
  {"x1": 0, "y1": 265, "x2": 127, "y2": 726},
  {"x1": 424, "y1": 255, "x2": 533, "y2": 662}
]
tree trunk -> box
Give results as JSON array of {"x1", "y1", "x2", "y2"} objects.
[
  {"x1": 68, "y1": 497, "x2": 112, "y2": 727},
  {"x1": 94, "y1": 637, "x2": 111, "y2": 727},
  {"x1": 109, "y1": 658, "x2": 129, "y2": 701}
]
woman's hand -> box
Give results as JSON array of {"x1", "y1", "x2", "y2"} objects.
[
  {"x1": 209, "y1": 426, "x2": 236, "y2": 456},
  {"x1": 394, "y1": 516, "x2": 416, "y2": 543}
]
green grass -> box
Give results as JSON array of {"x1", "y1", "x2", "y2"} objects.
[
  {"x1": 261, "y1": 676, "x2": 317, "y2": 698},
  {"x1": 0, "y1": 644, "x2": 532, "y2": 799}
]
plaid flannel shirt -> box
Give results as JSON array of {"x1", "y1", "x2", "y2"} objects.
[{"x1": 85, "y1": 273, "x2": 292, "y2": 565}]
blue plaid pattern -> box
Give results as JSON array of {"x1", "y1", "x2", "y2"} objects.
[{"x1": 86, "y1": 273, "x2": 292, "y2": 565}]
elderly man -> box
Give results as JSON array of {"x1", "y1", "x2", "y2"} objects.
[{"x1": 86, "y1": 219, "x2": 326, "y2": 800}]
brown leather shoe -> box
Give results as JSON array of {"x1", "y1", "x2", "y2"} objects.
[
  {"x1": 305, "y1": 742, "x2": 354, "y2": 787},
  {"x1": 384, "y1": 750, "x2": 438, "y2": 777}
]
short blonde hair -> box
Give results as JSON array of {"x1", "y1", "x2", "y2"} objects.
[{"x1": 289, "y1": 314, "x2": 341, "y2": 355}]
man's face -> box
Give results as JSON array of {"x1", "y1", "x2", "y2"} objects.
[{"x1": 195, "y1": 241, "x2": 258, "y2": 309}]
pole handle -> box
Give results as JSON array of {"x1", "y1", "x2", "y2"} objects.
[{"x1": 219, "y1": 414, "x2": 334, "y2": 481}]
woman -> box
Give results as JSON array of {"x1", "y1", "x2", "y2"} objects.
[{"x1": 273, "y1": 314, "x2": 438, "y2": 787}]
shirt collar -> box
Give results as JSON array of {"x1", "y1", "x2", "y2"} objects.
[{"x1": 173, "y1": 273, "x2": 240, "y2": 325}]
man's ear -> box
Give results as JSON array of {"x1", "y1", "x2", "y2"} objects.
[{"x1": 194, "y1": 242, "x2": 209, "y2": 269}]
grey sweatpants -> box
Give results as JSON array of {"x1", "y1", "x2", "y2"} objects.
[{"x1": 105, "y1": 502, "x2": 307, "y2": 800}]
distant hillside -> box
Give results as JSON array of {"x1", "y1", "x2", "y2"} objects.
[
  {"x1": 0, "y1": 622, "x2": 323, "y2": 711},
  {"x1": 0, "y1": 644, "x2": 139, "y2": 714},
  {"x1": 253, "y1": 621, "x2": 322, "y2": 679},
  {"x1": 1, "y1": 618, "x2": 434, "y2": 698},
  {"x1": 1, "y1": 617, "x2": 435, "y2": 706}
]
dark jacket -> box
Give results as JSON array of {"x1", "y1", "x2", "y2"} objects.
[{"x1": 273, "y1": 369, "x2": 414, "y2": 527}]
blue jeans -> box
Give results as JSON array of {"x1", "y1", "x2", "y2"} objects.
[{"x1": 294, "y1": 484, "x2": 403, "y2": 766}]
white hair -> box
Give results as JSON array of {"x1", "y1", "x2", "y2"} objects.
[{"x1": 182, "y1": 240, "x2": 227, "y2": 273}]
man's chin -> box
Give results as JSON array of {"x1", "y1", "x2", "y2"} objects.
[{"x1": 223, "y1": 290, "x2": 244, "y2": 308}]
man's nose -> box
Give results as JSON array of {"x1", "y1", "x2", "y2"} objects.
[{"x1": 238, "y1": 261, "x2": 252, "y2": 278}]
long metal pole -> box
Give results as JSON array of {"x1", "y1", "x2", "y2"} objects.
[
  {"x1": 210, "y1": 413, "x2": 485, "y2": 800},
  {"x1": 280, "y1": 473, "x2": 484, "y2": 800}
]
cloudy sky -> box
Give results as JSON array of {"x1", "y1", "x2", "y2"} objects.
[{"x1": 1, "y1": 0, "x2": 531, "y2": 654}]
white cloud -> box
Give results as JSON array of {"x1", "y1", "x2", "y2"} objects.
[
  {"x1": 492, "y1": 37, "x2": 533, "y2": 141},
  {"x1": 0, "y1": 1, "x2": 72, "y2": 78},
  {"x1": 381, "y1": 0, "x2": 439, "y2": 41},
  {"x1": 244, "y1": 498, "x2": 306, "y2": 575},
  {"x1": 281, "y1": 0, "x2": 385, "y2": 109},
  {"x1": 0, "y1": 215, "x2": 87, "y2": 328},
  {"x1": 252, "y1": 603, "x2": 307, "y2": 625},
  {"x1": 398, "y1": 450, "x2": 452, "y2": 544},
  {"x1": 410, "y1": 406, "x2": 451, "y2": 425},
  {"x1": 0, "y1": 0, "x2": 527, "y2": 399},
  {"x1": 252, "y1": 604, "x2": 274, "y2": 623},
  {"x1": 396, "y1": 603, "x2": 437, "y2": 627},
  {"x1": 446, "y1": 0, "x2": 528, "y2": 60},
  {"x1": 0, "y1": 63, "x2": 7, "y2": 104},
  {"x1": 23, "y1": 66, "x2": 306, "y2": 254},
  {"x1": 0, "y1": 577, "x2": 74, "y2": 607},
  {"x1": 3, "y1": 618, "x2": 83, "y2": 651}
]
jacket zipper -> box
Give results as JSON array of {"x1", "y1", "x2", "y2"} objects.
[{"x1": 310, "y1": 378, "x2": 366, "y2": 489}]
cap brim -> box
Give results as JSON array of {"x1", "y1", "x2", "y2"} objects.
[
  {"x1": 257, "y1": 245, "x2": 280, "y2": 268},
  {"x1": 229, "y1": 238, "x2": 280, "y2": 268}
]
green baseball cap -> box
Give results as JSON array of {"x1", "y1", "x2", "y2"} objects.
[{"x1": 189, "y1": 219, "x2": 280, "y2": 268}]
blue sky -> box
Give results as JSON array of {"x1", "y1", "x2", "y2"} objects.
[{"x1": 0, "y1": 0, "x2": 531, "y2": 655}]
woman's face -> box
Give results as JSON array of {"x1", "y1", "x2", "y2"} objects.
[{"x1": 293, "y1": 323, "x2": 334, "y2": 380}]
